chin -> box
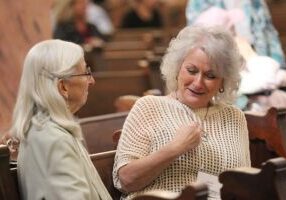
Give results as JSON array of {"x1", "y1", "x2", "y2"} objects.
[{"x1": 71, "y1": 102, "x2": 86, "y2": 114}]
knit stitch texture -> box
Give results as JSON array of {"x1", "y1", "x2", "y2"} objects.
[{"x1": 113, "y1": 95, "x2": 251, "y2": 199}]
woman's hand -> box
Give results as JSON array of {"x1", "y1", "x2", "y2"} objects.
[
  {"x1": 170, "y1": 122, "x2": 203, "y2": 155},
  {"x1": 118, "y1": 122, "x2": 203, "y2": 192},
  {"x1": 1, "y1": 133, "x2": 19, "y2": 161}
]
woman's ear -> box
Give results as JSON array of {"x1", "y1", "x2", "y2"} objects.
[{"x1": 57, "y1": 79, "x2": 69, "y2": 100}]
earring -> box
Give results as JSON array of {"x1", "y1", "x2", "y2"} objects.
[{"x1": 219, "y1": 87, "x2": 224, "y2": 93}]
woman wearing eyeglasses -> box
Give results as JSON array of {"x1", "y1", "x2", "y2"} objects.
[{"x1": 10, "y1": 39, "x2": 111, "y2": 200}]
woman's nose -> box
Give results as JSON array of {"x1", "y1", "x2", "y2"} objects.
[
  {"x1": 192, "y1": 74, "x2": 204, "y2": 88},
  {"x1": 89, "y1": 76, "x2": 95, "y2": 85}
]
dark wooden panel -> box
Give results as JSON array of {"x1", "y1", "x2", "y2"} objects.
[
  {"x1": 79, "y1": 112, "x2": 128, "y2": 154},
  {"x1": 76, "y1": 70, "x2": 151, "y2": 117},
  {"x1": 245, "y1": 108, "x2": 286, "y2": 167},
  {"x1": 219, "y1": 157, "x2": 286, "y2": 200},
  {"x1": 90, "y1": 150, "x2": 121, "y2": 200},
  {"x1": 0, "y1": 145, "x2": 20, "y2": 200}
]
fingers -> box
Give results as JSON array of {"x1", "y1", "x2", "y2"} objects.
[{"x1": 172, "y1": 123, "x2": 204, "y2": 154}]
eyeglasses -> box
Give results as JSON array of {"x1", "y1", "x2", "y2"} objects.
[{"x1": 63, "y1": 67, "x2": 93, "y2": 80}]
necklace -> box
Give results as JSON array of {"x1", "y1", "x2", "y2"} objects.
[{"x1": 175, "y1": 91, "x2": 210, "y2": 142}]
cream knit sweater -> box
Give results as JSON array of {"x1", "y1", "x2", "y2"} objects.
[{"x1": 113, "y1": 95, "x2": 251, "y2": 199}]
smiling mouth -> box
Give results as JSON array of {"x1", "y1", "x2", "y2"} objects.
[{"x1": 188, "y1": 88, "x2": 205, "y2": 95}]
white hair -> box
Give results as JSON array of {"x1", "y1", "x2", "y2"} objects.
[
  {"x1": 160, "y1": 25, "x2": 244, "y2": 104},
  {"x1": 11, "y1": 39, "x2": 84, "y2": 140}
]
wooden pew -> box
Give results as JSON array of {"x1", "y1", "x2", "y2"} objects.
[
  {"x1": 102, "y1": 50, "x2": 150, "y2": 71},
  {"x1": 85, "y1": 48, "x2": 150, "y2": 72},
  {"x1": 90, "y1": 150, "x2": 208, "y2": 200},
  {"x1": 112, "y1": 28, "x2": 167, "y2": 45},
  {"x1": 90, "y1": 150, "x2": 122, "y2": 200},
  {"x1": 114, "y1": 89, "x2": 162, "y2": 112},
  {"x1": 104, "y1": 41, "x2": 153, "y2": 52},
  {"x1": 79, "y1": 112, "x2": 128, "y2": 154},
  {"x1": 219, "y1": 157, "x2": 286, "y2": 200},
  {"x1": 76, "y1": 70, "x2": 151, "y2": 117},
  {"x1": 101, "y1": 49, "x2": 166, "y2": 72},
  {"x1": 0, "y1": 145, "x2": 20, "y2": 200},
  {"x1": 133, "y1": 183, "x2": 208, "y2": 200},
  {"x1": 245, "y1": 107, "x2": 286, "y2": 167}
]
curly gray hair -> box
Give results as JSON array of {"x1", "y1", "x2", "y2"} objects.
[{"x1": 160, "y1": 25, "x2": 244, "y2": 104}]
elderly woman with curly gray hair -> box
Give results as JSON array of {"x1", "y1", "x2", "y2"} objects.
[{"x1": 113, "y1": 25, "x2": 251, "y2": 200}]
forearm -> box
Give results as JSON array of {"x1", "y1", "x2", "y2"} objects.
[{"x1": 118, "y1": 143, "x2": 181, "y2": 192}]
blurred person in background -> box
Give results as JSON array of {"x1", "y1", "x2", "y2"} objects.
[
  {"x1": 53, "y1": 0, "x2": 105, "y2": 52},
  {"x1": 121, "y1": 0, "x2": 163, "y2": 28},
  {"x1": 87, "y1": 0, "x2": 114, "y2": 39},
  {"x1": 186, "y1": 0, "x2": 285, "y2": 69}
]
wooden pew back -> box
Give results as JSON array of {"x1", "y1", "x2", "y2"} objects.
[
  {"x1": 90, "y1": 150, "x2": 121, "y2": 200},
  {"x1": 85, "y1": 49, "x2": 149, "y2": 72},
  {"x1": 219, "y1": 157, "x2": 286, "y2": 200},
  {"x1": 133, "y1": 183, "x2": 208, "y2": 200},
  {"x1": 76, "y1": 70, "x2": 151, "y2": 117},
  {"x1": 105, "y1": 41, "x2": 153, "y2": 51},
  {"x1": 0, "y1": 145, "x2": 20, "y2": 200},
  {"x1": 102, "y1": 50, "x2": 149, "y2": 71},
  {"x1": 245, "y1": 108, "x2": 286, "y2": 167},
  {"x1": 112, "y1": 28, "x2": 167, "y2": 45},
  {"x1": 79, "y1": 112, "x2": 128, "y2": 154},
  {"x1": 90, "y1": 150, "x2": 208, "y2": 200}
]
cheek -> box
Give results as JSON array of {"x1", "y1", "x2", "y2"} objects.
[
  {"x1": 206, "y1": 81, "x2": 222, "y2": 94},
  {"x1": 78, "y1": 82, "x2": 88, "y2": 97},
  {"x1": 178, "y1": 70, "x2": 193, "y2": 85},
  {"x1": 68, "y1": 81, "x2": 88, "y2": 100}
]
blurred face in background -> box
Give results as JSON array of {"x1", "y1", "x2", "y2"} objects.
[
  {"x1": 144, "y1": 0, "x2": 159, "y2": 9},
  {"x1": 73, "y1": 0, "x2": 87, "y2": 19}
]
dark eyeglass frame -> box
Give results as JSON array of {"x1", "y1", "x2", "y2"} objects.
[
  {"x1": 69, "y1": 67, "x2": 92, "y2": 78},
  {"x1": 61, "y1": 67, "x2": 93, "y2": 80}
]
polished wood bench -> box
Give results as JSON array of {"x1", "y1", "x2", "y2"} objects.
[
  {"x1": 90, "y1": 150, "x2": 121, "y2": 200},
  {"x1": 76, "y1": 70, "x2": 151, "y2": 117},
  {"x1": 219, "y1": 157, "x2": 286, "y2": 200},
  {"x1": 79, "y1": 112, "x2": 128, "y2": 154},
  {"x1": 133, "y1": 183, "x2": 208, "y2": 200},
  {"x1": 245, "y1": 107, "x2": 286, "y2": 167},
  {"x1": 0, "y1": 145, "x2": 20, "y2": 200}
]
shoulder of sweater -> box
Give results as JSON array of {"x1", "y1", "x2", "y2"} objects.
[
  {"x1": 218, "y1": 103, "x2": 245, "y2": 117},
  {"x1": 136, "y1": 95, "x2": 170, "y2": 105},
  {"x1": 130, "y1": 95, "x2": 174, "y2": 114}
]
